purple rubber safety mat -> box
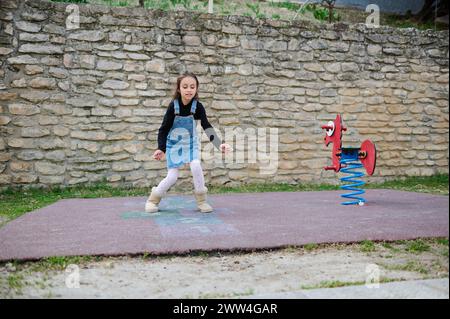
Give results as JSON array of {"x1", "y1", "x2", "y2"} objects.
[{"x1": 0, "y1": 190, "x2": 448, "y2": 261}]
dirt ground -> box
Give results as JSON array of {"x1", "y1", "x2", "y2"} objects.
[{"x1": 0, "y1": 240, "x2": 447, "y2": 299}]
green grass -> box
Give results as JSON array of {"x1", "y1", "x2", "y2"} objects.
[
  {"x1": 302, "y1": 280, "x2": 364, "y2": 289},
  {"x1": 304, "y1": 243, "x2": 319, "y2": 252},
  {"x1": 191, "y1": 251, "x2": 210, "y2": 258},
  {"x1": 198, "y1": 288, "x2": 255, "y2": 299},
  {"x1": 144, "y1": 0, "x2": 198, "y2": 11},
  {"x1": 209, "y1": 182, "x2": 339, "y2": 194},
  {"x1": 245, "y1": 2, "x2": 266, "y2": 19},
  {"x1": 2, "y1": 273, "x2": 25, "y2": 296},
  {"x1": 360, "y1": 240, "x2": 376, "y2": 252},
  {"x1": 40, "y1": 256, "x2": 89, "y2": 269},
  {"x1": 365, "y1": 174, "x2": 449, "y2": 195},
  {"x1": 382, "y1": 260, "x2": 430, "y2": 274},
  {"x1": 269, "y1": 1, "x2": 301, "y2": 12},
  {"x1": 210, "y1": 174, "x2": 449, "y2": 195},
  {"x1": 312, "y1": 6, "x2": 340, "y2": 22},
  {"x1": 0, "y1": 255, "x2": 104, "y2": 273},
  {"x1": 271, "y1": 14, "x2": 281, "y2": 20},
  {"x1": 278, "y1": 2, "x2": 340, "y2": 23},
  {"x1": 405, "y1": 239, "x2": 431, "y2": 254},
  {"x1": 7, "y1": 273, "x2": 24, "y2": 290},
  {"x1": 381, "y1": 238, "x2": 448, "y2": 256},
  {"x1": 51, "y1": 0, "x2": 88, "y2": 3},
  {"x1": 0, "y1": 181, "x2": 149, "y2": 224},
  {"x1": 434, "y1": 238, "x2": 449, "y2": 257},
  {"x1": 26, "y1": 256, "x2": 98, "y2": 272},
  {"x1": 381, "y1": 242, "x2": 402, "y2": 254},
  {"x1": 301, "y1": 277, "x2": 396, "y2": 290}
]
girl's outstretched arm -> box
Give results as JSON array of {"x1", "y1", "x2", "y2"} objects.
[{"x1": 197, "y1": 104, "x2": 223, "y2": 151}]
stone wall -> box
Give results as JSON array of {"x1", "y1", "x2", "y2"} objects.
[{"x1": 0, "y1": 0, "x2": 448, "y2": 189}]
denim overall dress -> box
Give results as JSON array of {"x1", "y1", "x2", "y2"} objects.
[{"x1": 166, "y1": 99, "x2": 199, "y2": 169}]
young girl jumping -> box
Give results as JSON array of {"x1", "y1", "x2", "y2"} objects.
[{"x1": 145, "y1": 73, "x2": 231, "y2": 213}]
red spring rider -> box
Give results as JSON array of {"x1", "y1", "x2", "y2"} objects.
[{"x1": 321, "y1": 114, "x2": 377, "y2": 206}]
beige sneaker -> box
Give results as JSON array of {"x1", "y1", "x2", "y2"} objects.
[
  {"x1": 145, "y1": 187, "x2": 162, "y2": 213},
  {"x1": 194, "y1": 188, "x2": 213, "y2": 213}
]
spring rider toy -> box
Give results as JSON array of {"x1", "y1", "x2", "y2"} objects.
[{"x1": 321, "y1": 114, "x2": 377, "y2": 206}]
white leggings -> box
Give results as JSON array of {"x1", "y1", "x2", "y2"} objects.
[{"x1": 155, "y1": 159, "x2": 207, "y2": 194}]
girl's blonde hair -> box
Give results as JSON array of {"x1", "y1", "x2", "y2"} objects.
[{"x1": 172, "y1": 72, "x2": 199, "y2": 101}]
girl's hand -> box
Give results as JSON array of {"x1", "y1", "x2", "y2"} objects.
[
  {"x1": 220, "y1": 143, "x2": 232, "y2": 154},
  {"x1": 153, "y1": 149, "x2": 165, "y2": 161}
]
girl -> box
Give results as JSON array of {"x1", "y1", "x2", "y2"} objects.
[{"x1": 145, "y1": 73, "x2": 231, "y2": 213}]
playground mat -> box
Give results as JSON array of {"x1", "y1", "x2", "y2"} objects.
[{"x1": 0, "y1": 190, "x2": 448, "y2": 261}]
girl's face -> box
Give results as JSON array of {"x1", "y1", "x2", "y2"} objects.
[{"x1": 179, "y1": 76, "x2": 197, "y2": 103}]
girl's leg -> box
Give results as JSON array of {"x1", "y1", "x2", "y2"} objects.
[
  {"x1": 155, "y1": 168, "x2": 179, "y2": 194},
  {"x1": 146, "y1": 168, "x2": 178, "y2": 213},
  {"x1": 190, "y1": 159, "x2": 212, "y2": 212},
  {"x1": 190, "y1": 159, "x2": 207, "y2": 193}
]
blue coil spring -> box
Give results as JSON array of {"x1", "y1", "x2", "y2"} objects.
[{"x1": 340, "y1": 158, "x2": 366, "y2": 205}]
